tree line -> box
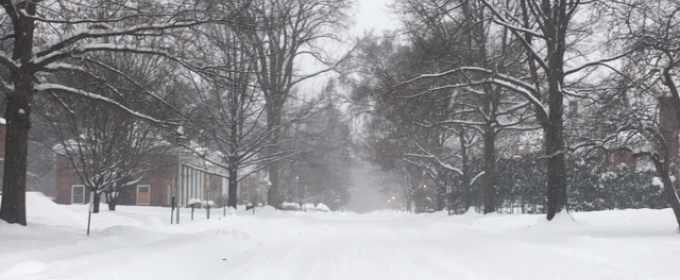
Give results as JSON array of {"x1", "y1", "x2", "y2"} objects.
[
  {"x1": 3, "y1": 0, "x2": 680, "y2": 230},
  {"x1": 0, "y1": 0, "x2": 353, "y2": 225},
  {"x1": 347, "y1": 0, "x2": 680, "y2": 228}
]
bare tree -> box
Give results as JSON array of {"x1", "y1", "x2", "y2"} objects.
[
  {"x1": 45, "y1": 99, "x2": 170, "y2": 212},
  {"x1": 240, "y1": 0, "x2": 352, "y2": 207},
  {"x1": 349, "y1": 33, "x2": 481, "y2": 212},
  {"x1": 395, "y1": 0, "x2": 533, "y2": 214},
  {"x1": 395, "y1": 0, "x2": 631, "y2": 220},
  {"x1": 593, "y1": 0, "x2": 680, "y2": 227},
  {"x1": 276, "y1": 82, "x2": 353, "y2": 210},
  {"x1": 0, "y1": 0, "x2": 246, "y2": 224},
  {"x1": 34, "y1": 50, "x2": 178, "y2": 212},
  {"x1": 183, "y1": 21, "x2": 280, "y2": 208}
]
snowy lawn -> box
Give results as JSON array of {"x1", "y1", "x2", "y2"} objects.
[{"x1": 1, "y1": 193, "x2": 679, "y2": 280}]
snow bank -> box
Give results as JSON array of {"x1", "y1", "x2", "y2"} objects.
[
  {"x1": 536, "y1": 211, "x2": 579, "y2": 227},
  {"x1": 2, "y1": 191, "x2": 680, "y2": 280},
  {"x1": 24, "y1": 192, "x2": 82, "y2": 227}
]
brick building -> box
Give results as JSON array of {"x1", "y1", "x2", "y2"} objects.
[
  {"x1": 1, "y1": 120, "x2": 264, "y2": 207},
  {"x1": 55, "y1": 150, "x2": 227, "y2": 207}
]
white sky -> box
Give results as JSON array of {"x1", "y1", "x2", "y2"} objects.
[
  {"x1": 297, "y1": 0, "x2": 399, "y2": 92},
  {"x1": 351, "y1": 0, "x2": 399, "y2": 36}
]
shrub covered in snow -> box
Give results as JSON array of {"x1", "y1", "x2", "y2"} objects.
[
  {"x1": 490, "y1": 153, "x2": 664, "y2": 214},
  {"x1": 281, "y1": 202, "x2": 300, "y2": 211},
  {"x1": 187, "y1": 198, "x2": 202, "y2": 206},
  {"x1": 315, "y1": 203, "x2": 330, "y2": 212}
]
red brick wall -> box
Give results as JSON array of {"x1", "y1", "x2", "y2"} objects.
[
  {"x1": 55, "y1": 156, "x2": 84, "y2": 204},
  {"x1": 144, "y1": 164, "x2": 174, "y2": 207},
  {"x1": 55, "y1": 155, "x2": 174, "y2": 207}
]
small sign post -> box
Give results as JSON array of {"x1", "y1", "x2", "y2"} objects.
[
  {"x1": 170, "y1": 196, "x2": 175, "y2": 225},
  {"x1": 87, "y1": 192, "x2": 94, "y2": 236}
]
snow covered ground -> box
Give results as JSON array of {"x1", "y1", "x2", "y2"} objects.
[{"x1": 1, "y1": 193, "x2": 679, "y2": 280}]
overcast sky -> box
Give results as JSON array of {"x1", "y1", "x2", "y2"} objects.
[
  {"x1": 298, "y1": 0, "x2": 399, "y2": 91},
  {"x1": 352, "y1": 0, "x2": 398, "y2": 36}
]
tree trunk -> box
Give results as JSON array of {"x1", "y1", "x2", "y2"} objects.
[
  {"x1": 661, "y1": 70, "x2": 680, "y2": 229},
  {"x1": 0, "y1": 75, "x2": 33, "y2": 226},
  {"x1": 664, "y1": 179, "x2": 680, "y2": 229},
  {"x1": 651, "y1": 157, "x2": 680, "y2": 228},
  {"x1": 482, "y1": 125, "x2": 496, "y2": 214},
  {"x1": 92, "y1": 192, "x2": 101, "y2": 213},
  {"x1": 545, "y1": 103, "x2": 567, "y2": 220},
  {"x1": 406, "y1": 192, "x2": 412, "y2": 212},
  {"x1": 108, "y1": 201, "x2": 117, "y2": 211},
  {"x1": 474, "y1": 2, "x2": 496, "y2": 215},
  {"x1": 544, "y1": 76, "x2": 568, "y2": 220},
  {"x1": 543, "y1": 1, "x2": 569, "y2": 221},
  {"x1": 268, "y1": 159, "x2": 280, "y2": 207},
  {"x1": 227, "y1": 167, "x2": 238, "y2": 208},
  {"x1": 266, "y1": 105, "x2": 283, "y2": 208},
  {"x1": 0, "y1": 6, "x2": 36, "y2": 226},
  {"x1": 460, "y1": 133, "x2": 472, "y2": 212},
  {"x1": 106, "y1": 192, "x2": 117, "y2": 211},
  {"x1": 436, "y1": 176, "x2": 445, "y2": 211}
]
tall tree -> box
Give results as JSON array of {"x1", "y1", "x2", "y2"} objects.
[
  {"x1": 0, "y1": 0, "x2": 245, "y2": 225},
  {"x1": 184, "y1": 21, "x2": 279, "y2": 208},
  {"x1": 396, "y1": 0, "x2": 532, "y2": 214},
  {"x1": 397, "y1": 0, "x2": 628, "y2": 220},
  {"x1": 35, "y1": 51, "x2": 177, "y2": 212},
  {"x1": 241, "y1": 0, "x2": 352, "y2": 207},
  {"x1": 597, "y1": 0, "x2": 680, "y2": 226},
  {"x1": 279, "y1": 81, "x2": 353, "y2": 210}
]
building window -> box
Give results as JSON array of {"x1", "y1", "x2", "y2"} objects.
[
  {"x1": 137, "y1": 185, "x2": 151, "y2": 205},
  {"x1": 138, "y1": 185, "x2": 150, "y2": 193},
  {"x1": 72, "y1": 185, "x2": 85, "y2": 204}
]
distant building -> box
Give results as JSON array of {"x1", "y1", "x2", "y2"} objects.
[{"x1": 54, "y1": 149, "x2": 226, "y2": 207}]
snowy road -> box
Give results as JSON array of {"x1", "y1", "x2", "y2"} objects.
[{"x1": 1, "y1": 194, "x2": 680, "y2": 280}]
